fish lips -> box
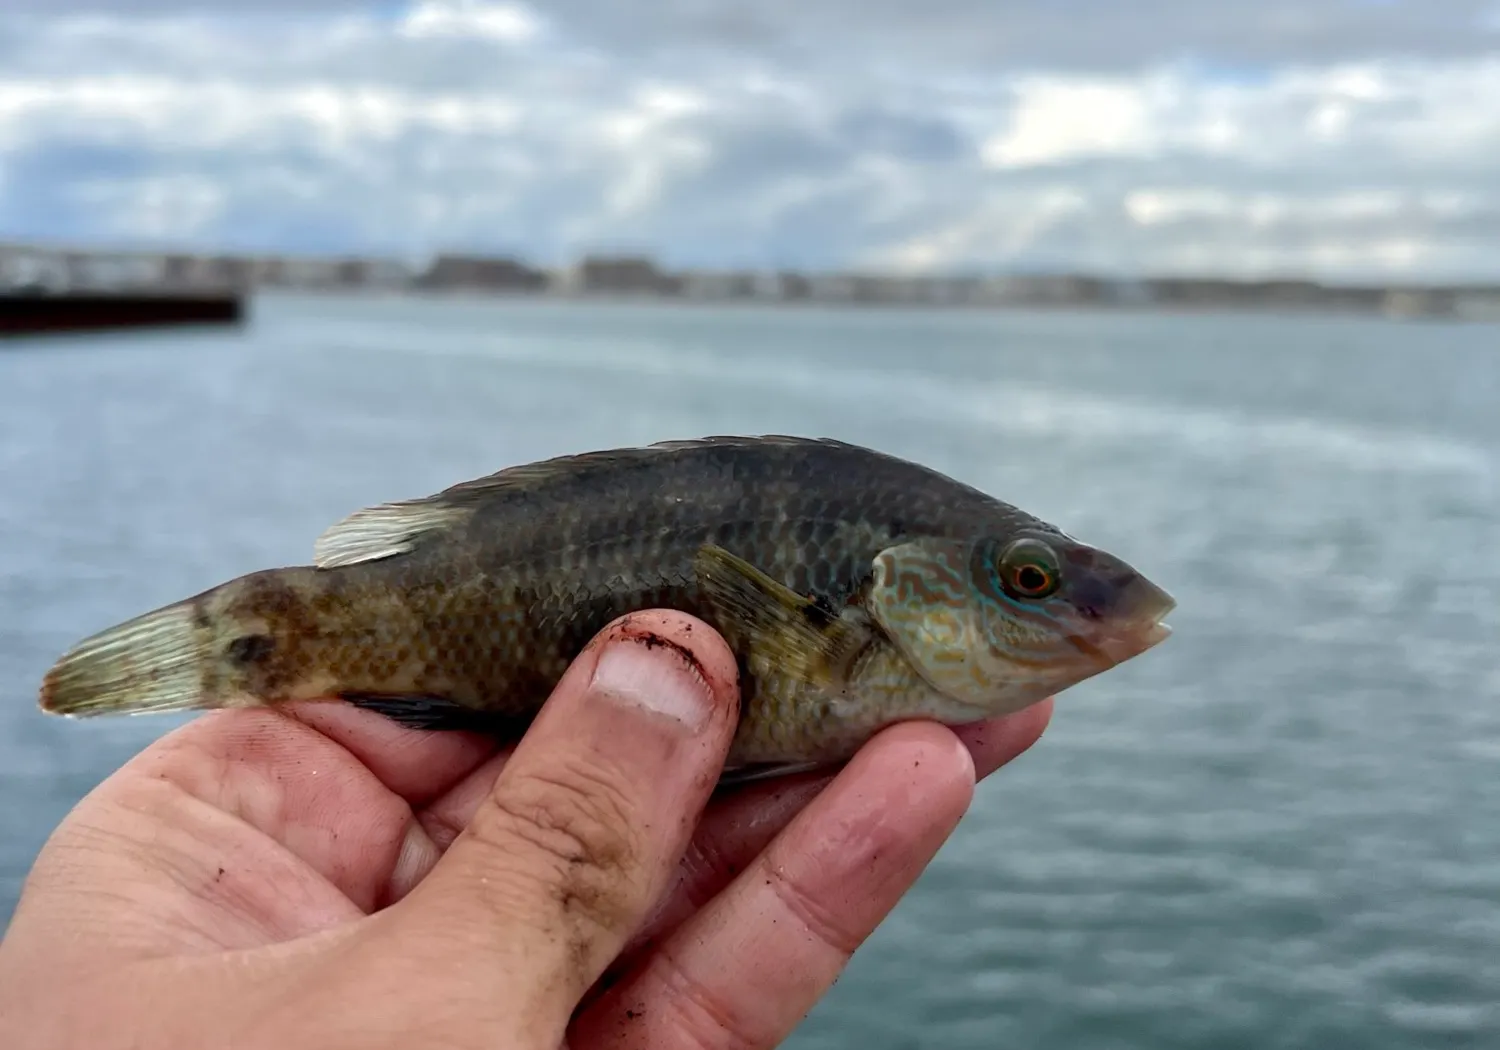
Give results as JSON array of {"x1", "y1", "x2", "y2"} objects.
[
  {"x1": 1092, "y1": 618, "x2": 1173, "y2": 667},
  {"x1": 1066, "y1": 595, "x2": 1176, "y2": 669}
]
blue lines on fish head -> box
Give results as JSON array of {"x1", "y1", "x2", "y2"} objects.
[{"x1": 867, "y1": 529, "x2": 1176, "y2": 717}]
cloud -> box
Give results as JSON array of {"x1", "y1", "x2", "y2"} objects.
[
  {"x1": 1, "y1": 1, "x2": 1499, "y2": 279},
  {"x1": 8, "y1": 0, "x2": 1500, "y2": 69},
  {"x1": 397, "y1": 0, "x2": 543, "y2": 43}
]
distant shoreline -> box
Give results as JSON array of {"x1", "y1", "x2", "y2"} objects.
[
  {"x1": 6, "y1": 240, "x2": 1500, "y2": 324},
  {"x1": 242, "y1": 285, "x2": 1497, "y2": 324}
]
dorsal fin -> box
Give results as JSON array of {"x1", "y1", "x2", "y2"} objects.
[
  {"x1": 313, "y1": 497, "x2": 472, "y2": 568},
  {"x1": 432, "y1": 436, "x2": 870, "y2": 502},
  {"x1": 313, "y1": 436, "x2": 874, "y2": 570}
]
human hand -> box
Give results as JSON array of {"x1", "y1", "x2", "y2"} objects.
[{"x1": 0, "y1": 609, "x2": 1051, "y2": 1050}]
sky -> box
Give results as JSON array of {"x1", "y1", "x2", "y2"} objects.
[{"x1": 2, "y1": 0, "x2": 1500, "y2": 280}]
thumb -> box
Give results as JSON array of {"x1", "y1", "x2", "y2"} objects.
[{"x1": 390, "y1": 609, "x2": 741, "y2": 1043}]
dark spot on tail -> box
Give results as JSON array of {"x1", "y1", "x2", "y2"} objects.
[{"x1": 226, "y1": 634, "x2": 275, "y2": 665}]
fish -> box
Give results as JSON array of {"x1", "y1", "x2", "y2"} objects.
[{"x1": 36, "y1": 435, "x2": 1175, "y2": 783}]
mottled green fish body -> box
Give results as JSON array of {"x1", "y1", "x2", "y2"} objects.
[{"x1": 39, "y1": 436, "x2": 1175, "y2": 781}]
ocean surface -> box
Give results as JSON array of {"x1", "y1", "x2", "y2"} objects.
[{"x1": 1, "y1": 293, "x2": 1497, "y2": 1048}]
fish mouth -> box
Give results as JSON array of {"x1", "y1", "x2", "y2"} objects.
[
  {"x1": 1069, "y1": 592, "x2": 1176, "y2": 669},
  {"x1": 1090, "y1": 618, "x2": 1172, "y2": 667}
]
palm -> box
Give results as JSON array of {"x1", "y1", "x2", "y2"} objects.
[
  {"x1": 6, "y1": 695, "x2": 1051, "y2": 1041},
  {"x1": 9, "y1": 708, "x2": 450, "y2": 957}
]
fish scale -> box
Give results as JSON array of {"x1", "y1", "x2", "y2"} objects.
[{"x1": 37, "y1": 436, "x2": 1176, "y2": 782}]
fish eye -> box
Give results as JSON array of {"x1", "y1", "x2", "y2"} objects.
[{"x1": 998, "y1": 538, "x2": 1061, "y2": 599}]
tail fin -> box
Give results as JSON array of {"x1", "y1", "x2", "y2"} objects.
[{"x1": 40, "y1": 602, "x2": 208, "y2": 718}]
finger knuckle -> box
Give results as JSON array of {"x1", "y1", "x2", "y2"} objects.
[
  {"x1": 649, "y1": 945, "x2": 763, "y2": 1050},
  {"x1": 472, "y1": 754, "x2": 648, "y2": 931},
  {"x1": 766, "y1": 862, "x2": 864, "y2": 957}
]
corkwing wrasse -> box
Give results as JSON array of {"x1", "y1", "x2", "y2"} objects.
[{"x1": 39, "y1": 436, "x2": 1175, "y2": 782}]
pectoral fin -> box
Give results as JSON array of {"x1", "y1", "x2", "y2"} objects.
[{"x1": 692, "y1": 544, "x2": 872, "y2": 692}]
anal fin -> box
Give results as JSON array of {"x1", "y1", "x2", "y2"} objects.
[
  {"x1": 340, "y1": 692, "x2": 530, "y2": 736},
  {"x1": 717, "y1": 761, "x2": 832, "y2": 788}
]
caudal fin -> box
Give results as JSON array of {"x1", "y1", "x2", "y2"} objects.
[{"x1": 40, "y1": 603, "x2": 207, "y2": 718}]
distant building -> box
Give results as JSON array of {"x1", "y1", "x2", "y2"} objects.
[
  {"x1": 804, "y1": 273, "x2": 857, "y2": 302},
  {"x1": 679, "y1": 270, "x2": 795, "y2": 301},
  {"x1": 243, "y1": 254, "x2": 411, "y2": 290},
  {"x1": 416, "y1": 254, "x2": 549, "y2": 293},
  {"x1": 156, "y1": 254, "x2": 251, "y2": 291},
  {"x1": 1453, "y1": 289, "x2": 1500, "y2": 321},
  {"x1": 777, "y1": 271, "x2": 812, "y2": 300},
  {"x1": 1382, "y1": 288, "x2": 1455, "y2": 319},
  {"x1": 1, "y1": 243, "x2": 241, "y2": 293},
  {"x1": 63, "y1": 251, "x2": 164, "y2": 290},
  {"x1": 679, "y1": 270, "x2": 752, "y2": 300},
  {"x1": 265, "y1": 256, "x2": 341, "y2": 288},
  {"x1": 566, "y1": 254, "x2": 678, "y2": 296},
  {"x1": 329, "y1": 257, "x2": 411, "y2": 289},
  {"x1": 923, "y1": 276, "x2": 982, "y2": 305},
  {"x1": 0, "y1": 244, "x2": 71, "y2": 292}
]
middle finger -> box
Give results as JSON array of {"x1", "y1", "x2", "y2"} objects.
[{"x1": 390, "y1": 701, "x2": 1053, "y2": 944}]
